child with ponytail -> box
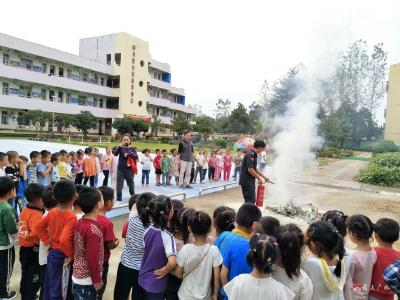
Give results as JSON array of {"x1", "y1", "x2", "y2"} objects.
[
  {"x1": 212, "y1": 206, "x2": 236, "y2": 247},
  {"x1": 139, "y1": 195, "x2": 177, "y2": 299},
  {"x1": 302, "y1": 221, "x2": 347, "y2": 300},
  {"x1": 224, "y1": 234, "x2": 295, "y2": 300},
  {"x1": 274, "y1": 224, "x2": 313, "y2": 300},
  {"x1": 344, "y1": 215, "x2": 376, "y2": 299}
]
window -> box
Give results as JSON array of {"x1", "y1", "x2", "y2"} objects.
[
  {"x1": 140, "y1": 60, "x2": 144, "y2": 67},
  {"x1": 2, "y1": 53, "x2": 9, "y2": 64},
  {"x1": 139, "y1": 81, "x2": 143, "y2": 87},
  {"x1": 99, "y1": 99, "x2": 103, "y2": 108},
  {"x1": 138, "y1": 100, "x2": 143, "y2": 107},
  {"x1": 41, "y1": 89, "x2": 46, "y2": 100},
  {"x1": 58, "y1": 92, "x2": 63, "y2": 102},
  {"x1": 80, "y1": 73, "x2": 88, "y2": 82},
  {"x1": 156, "y1": 91, "x2": 160, "y2": 98},
  {"x1": 67, "y1": 69, "x2": 72, "y2": 78},
  {"x1": 106, "y1": 54, "x2": 111, "y2": 65},
  {"x1": 20, "y1": 58, "x2": 32, "y2": 70},
  {"x1": 49, "y1": 90, "x2": 55, "y2": 101},
  {"x1": 100, "y1": 77, "x2": 104, "y2": 86},
  {"x1": 78, "y1": 95, "x2": 87, "y2": 106},
  {"x1": 49, "y1": 65, "x2": 55, "y2": 76},
  {"x1": 156, "y1": 108, "x2": 160, "y2": 115},
  {"x1": 1, "y1": 111, "x2": 8, "y2": 124},
  {"x1": 42, "y1": 63, "x2": 47, "y2": 73},
  {"x1": 17, "y1": 112, "x2": 25, "y2": 126},
  {"x1": 93, "y1": 74, "x2": 98, "y2": 83},
  {"x1": 59, "y1": 67, "x2": 64, "y2": 77},
  {"x1": 2, "y1": 83, "x2": 9, "y2": 95},
  {"x1": 94, "y1": 98, "x2": 98, "y2": 107},
  {"x1": 66, "y1": 93, "x2": 70, "y2": 103},
  {"x1": 19, "y1": 85, "x2": 32, "y2": 98},
  {"x1": 115, "y1": 53, "x2": 121, "y2": 66}
]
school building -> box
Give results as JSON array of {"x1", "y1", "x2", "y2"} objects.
[
  {"x1": 0, "y1": 32, "x2": 197, "y2": 135},
  {"x1": 384, "y1": 63, "x2": 400, "y2": 143}
]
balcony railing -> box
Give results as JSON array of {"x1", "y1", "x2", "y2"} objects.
[{"x1": 3, "y1": 59, "x2": 102, "y2": 87}]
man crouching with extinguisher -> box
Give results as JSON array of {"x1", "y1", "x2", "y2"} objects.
[{"x1": 239, "y1": 140, "x2": 270, "y2": 204}]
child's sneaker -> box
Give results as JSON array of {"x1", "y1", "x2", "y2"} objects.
[{"x1": 1, "y1": 291, "x2": 17, "y2": 300}]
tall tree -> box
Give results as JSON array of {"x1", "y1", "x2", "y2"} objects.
[
  {"x1": 73, "y1": 111, "x2": 98, "y2": 140},
  {"x1": 131, "y1": 120, "x2": 150, "y2": 136},
  {"x1": 172, "y1": 113, "x2": 191, "y2": 138},
  {"x1": 228, "y1": 103, "x2": 252, "y2": 134},
  {"x1": 150, "y1": 115, "x2": 162, "y2": 137},
  {"x1": 215, "y1": 99, "x2": 232, "y2": 119},
  {"x1": 23, "y1": 110, "x2": 52, "y2": 135},
  {"x1": 112, "y1": 118, "x2": 134, "y2": 135},
  {"x1": 192, "y1": 115, "x2": 215, "y2": 140},
  {"x1": 55, "y1": 114, "x2": 76, "y2": 136}
]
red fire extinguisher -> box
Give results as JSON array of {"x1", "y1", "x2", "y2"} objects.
[{"x1": 256, "y1": 183, "x2": 265, "y2": 207}]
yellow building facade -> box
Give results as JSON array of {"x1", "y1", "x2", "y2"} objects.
[{"x1": 384, "y1": 63, "x2": 400, "y2": 143}]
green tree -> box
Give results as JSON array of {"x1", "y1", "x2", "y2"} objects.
[
  {"x1": 228, "y1": 103, "x2": 252, "y2": 134},
  {"x1": 172, "y1": 113, "x2": 191, "y2": 138},
  {"x1": 55, "y1": 114, "x2": 76, "y2": 136},
  {"x1": 73, "y1": 111, "x2": 98, "y2": 140},
  {"x1": 131, "y1": 120, "x2": 150, "y2": 136},
  {"x1": 215, "y1": 99, "x2": 232, "y2": 119},
  {"x1": 112, "y1": 118, "x2": 134, "y2": 135},
  {"x1": 23, "y1": 110, "x2": 52, "y2": 135},
  {"x1": 192, "y1": 115, "x2": 215, "y2": 140},
  {"x1": 150, "y1": 115, "x2": 162, "y2": 137}
]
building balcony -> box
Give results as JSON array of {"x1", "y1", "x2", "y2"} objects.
[
  {"x1": 149, "y1": 78, "x2": 185, "y2": 96},
  {"x1": 155, "y1": 115, "x2": 172, "y2": 125},
  {"x1": 0, "y1": 93, "x2": 122, "y2": 119},
  {"x1": 148, "y1": 97, "x2": 197, "y2": 115},
  {"x1": 0, "y1": 63, "x2": 114, "y2": 97}
]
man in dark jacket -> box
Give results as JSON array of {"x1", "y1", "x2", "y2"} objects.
[{"x1": 178, "y1": 131, "x2": 194, "y2": 189}]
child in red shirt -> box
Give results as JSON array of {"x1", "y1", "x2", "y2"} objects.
[
  {"x1": 153, "y1": 149, "x2": 162, "y2": 186},
  {"x1": 72, "y1": 187, "x2": 104, "y2": 298},
  {"x1": 18, "y1": 183, "x2": 45, "y2": 300},
  {"x1": 370, "y1": 218, "x2": 400, "y2": 300},
  {"x1": 97, "y1": 186, "x2": 119, "y2": 300},
  {"x1": 36, "y1": 181, "x2": 78, "y2": 300}
]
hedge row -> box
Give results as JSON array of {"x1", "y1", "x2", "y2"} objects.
[{"x1": 359, "y1": 152, "x2": 400, "y2": 187}]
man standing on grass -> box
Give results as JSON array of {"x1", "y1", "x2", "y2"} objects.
[
  {"x1": 239, "y1": 140, "x2": 270, "y2": 203},
  {"x1": 178, "y1": 131, "x2": 194, "y2": 189}
]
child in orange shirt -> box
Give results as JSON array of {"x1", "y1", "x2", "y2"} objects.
[
  {"x1": 83, "y1": 147, "x2": 97, "y2": 187},
  {"x1": 36, "y1": 181, "x2": 78, "y2": 300},
  {"x1": 18, "y1": 183, "x2": 45, "y2": 300}
]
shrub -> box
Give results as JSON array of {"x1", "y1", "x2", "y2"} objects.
[
  {"x1": 359, "y1": 152, "x2": 400, "y2": 187},
  {"x1": 214, "y1": 138, "x2": 227, "y2": 148},
  {"x1": 372, "y1": 141, "x2": 398, "y2": 153}
]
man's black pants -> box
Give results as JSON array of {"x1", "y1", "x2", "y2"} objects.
[{"x1": 241, "y1": 183, "x2": 256, "y2": 204}]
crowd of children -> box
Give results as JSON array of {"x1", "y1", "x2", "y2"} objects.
[{"x1": 1, "y1": 169, "x2": 400, "y2": 300}]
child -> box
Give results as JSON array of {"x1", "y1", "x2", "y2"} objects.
[
  {"x1": 370, "y1": 218, "x2": 400, "y2": 300},
  {"x1": 214, "y1": 150, "x2": 224, "y2": 181},
  {"x1": 173, "y1": 211, "x2": 222, "y2": 300},
  {"x1": 141, "y1": 149, "x2": 153, "y2": 188},
  {"x1": 274, "y1": 224, "x2": 313, "y2": 300},
  {"x1": 344, "y1": 215, "x2": 376, "y2": 299},
  {"x1": 93, "y1": 147, "x2": 102, "y2": 187},
  {"x1": 383, "y1": 257, "x2": 400, "y2": 296},
  {"x1": 212, "y1": 206, "x2": 236, "y2": 246},
  {"x1": 302, "y1": 221, "x2": 347, "y2": 300},
  {"x1": 194, "y1": 149, "x2": 205, "y2": 184},
  {"x1": 67, "y1": 151, "x2": 77, "y2": 182},
  {"x1": 58, "y1": 149, "x2": 70, "y2": 180},
  {"x1": 16, "y1": 155, "x2": 29, "y2": 212},
  {"x1": 50, "y1": 153, "x2": 60, "y2": 185},
  {"x1": 27, "y1": 151, "x2": 41, "y2": 184},
  {"x1": 224, "y1": 234, "x2": 295, "y2": 300},
  {"x1": 138, "y1": 195, "x2": 177, "y2": 299},
  {"x1": 38, "y1": 150, "x2": 52, "y2": 188},
  {"x1": 208, "y1": 151, "x2": 216, "y2": 182},
  {"x1": 220, "y1": 203, "x2": 262, "y2": 299},
  {"x1": 169, "y1": 149, "x2": 180, "y2": 186},
  {"x1": 232, "y1": 150, "x2": 243, "y2": 181},
  {"x1": 255, "y1": 216, "x2": 280, "y2": 238},
  {"x1": 5, "y1": 151, "x2": 20, "y2": 220},
  {"x1": 0, "y1": 176, "x2": 18, "y2": 300},
  {"x1": 101, "y1": 146, "x2": 115, "y2": 186},
  {"x1": 75, "y1": 150, "x2": 84, "y2": 185},
  {"x1": 121, "y1": 194, "x2": 140, "y2": 239},
  {"x1": 202, "y1": 151, "x2": 208, "y2": 183},
  {"x1": 161, "y1": 149, "x2": 171, "y2": 186},
  {"x1": 83, "y1": 147, "x2": 97, "y2": 187},
  {"x1": 97, "y1": 186, "x2": 119, "y2": 300},
  {"x1": 36, "y1": 180, "x2": 78, "y2": 300},
  {"x1": 0, "y1": 152, "x2": 8, "y2": 176},
  {"x1": 18, "y1": 183, "x2": 45, "y2": 300},
  {"x1": 38, "y1": 187, "x2": 57, "y2": 300},
  {"x1": 321, "y1": 210, "x2": 348, "y2": 238},
  {"x1": 153, "y1": 149, "x2": 162, "y2": 186},
  {"x1": 71, "y1": 187, "x2": 104, "y2": 299},
  {"x1": 114, "y1": 192, "x2": 155, "y2": 300},
  {"x1": 223, "y1": 149, "x2": 232, "y2": 181}
]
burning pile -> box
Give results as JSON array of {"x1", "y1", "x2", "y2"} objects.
[{"x1": 266, "y1": 202, "x2": 321, "y2": 224}]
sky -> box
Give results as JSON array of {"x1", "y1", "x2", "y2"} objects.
[{"x1": 1, "y1": 0, "x2": 399, "y2": 120}]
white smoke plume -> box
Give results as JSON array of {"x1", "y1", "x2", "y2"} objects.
[{"x1": 268, "y1": 84, "x2": 323, "y2": 206}]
